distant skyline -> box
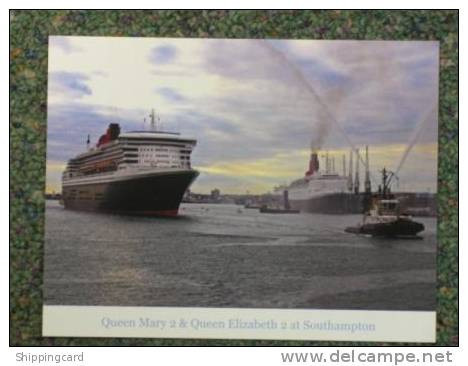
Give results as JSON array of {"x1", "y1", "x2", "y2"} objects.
[{"x1": 46, "y1": 37, "x2": 439, "y2": 194}]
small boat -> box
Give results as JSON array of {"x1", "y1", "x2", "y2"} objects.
[
  {"x1": 244, "y1": 203, "x2": 261, "y2": 209},
  {"x1": 345, "y1": 168, "x2": 425, "y2": 238},
  {"x1": 258, "y1": 189, "x2": 300, "y2": 214},
  {"x1": 259, "y1": 205, "x2": 300, "y2": 214}
]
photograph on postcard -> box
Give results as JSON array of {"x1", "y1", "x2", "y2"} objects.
[{"x1": 43, "y1": 37, "x2": 439, "y2": 341}]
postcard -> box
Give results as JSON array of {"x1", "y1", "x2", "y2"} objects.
[{"x1": 43, "y1": 36, "x2": 439, "y2": 342}]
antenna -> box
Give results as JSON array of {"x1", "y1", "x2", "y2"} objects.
[{"x1": 149, "y1": 109, "x2": 156, "y2": 131}]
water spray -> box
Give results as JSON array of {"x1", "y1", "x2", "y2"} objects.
[
  {"x1": 394, "y1": 104, "x2": 437, "y2": 176},
  {"x1": 259, "y1": 40, "x2": 369, "y2": 169},
  {"x1": 260, "y1": 40, "x2": 436, "y2": 191},
  {"x1": 259, "y1": 40, "x2": 380, "y2": 188}
]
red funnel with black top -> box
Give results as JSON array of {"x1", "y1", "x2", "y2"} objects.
[
  {"x1": 97, "y1": 123, "x2": 120, "y2": 147},
  {"x1": 305, "y1": 152, "x2": 320, "y2": 176}
]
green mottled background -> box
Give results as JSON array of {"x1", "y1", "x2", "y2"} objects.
[{"x1": 9, "y1": 10, "x2": 458, "y2": 346}]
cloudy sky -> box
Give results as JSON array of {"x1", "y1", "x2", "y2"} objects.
[{"x1": 46, "y1": 36, "x2": 439, "y2": 194}]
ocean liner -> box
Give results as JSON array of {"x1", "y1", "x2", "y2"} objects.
[
  {"x1": 275, "y1": 148, "x2": 370, "y2": 214},
  {"x1": 61, "y1": 111, "x2": 198, "y2": 216}
]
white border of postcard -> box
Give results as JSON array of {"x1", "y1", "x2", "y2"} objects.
[{"x1": 43, "y1": 305, "x2": 436, "y2": 342}]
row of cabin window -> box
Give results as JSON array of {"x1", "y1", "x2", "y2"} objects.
[
  {"x1": 140, "y1": 147, "x2": 170, "y2": 152},
  {"x1": 140, "y1": 154, "x2": 170, "y2": 158},
  {"x1": 139, "y1": 159, "x2": 179, "y2": 163},
  {"x1": 139, "y1": 160, "x2": 189, "y2": 165},
  {"x1": 139, "y1": 147, "x2": 192, "y2": 154}
]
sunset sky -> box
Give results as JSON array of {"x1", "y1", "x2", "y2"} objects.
[{"x1": 46, "y1": 37, "x2": 439, "y2": 194}]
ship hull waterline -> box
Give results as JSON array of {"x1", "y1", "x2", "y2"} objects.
[
  {"x1": 62, "y1": 170, "x2": 199, "y2": 217},
  {"x1": 345, "y1": 218, "x2": 425, "y2": 238},
  {"x1": 288, "y1": 193, "x2": 365, "y2": 214}
]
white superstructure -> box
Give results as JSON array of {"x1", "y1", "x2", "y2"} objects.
[
  {"x1": 63, "y1": 128, "x2": 196, "y2": 187},
  {"x1": 287, "y1": 173, "x2": 349, "y2": 201}
]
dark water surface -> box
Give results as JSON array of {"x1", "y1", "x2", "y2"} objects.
[{"x1": 44, "y1": 201, "x2": 437, "y2": 310}]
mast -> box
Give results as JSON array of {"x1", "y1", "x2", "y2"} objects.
[
  {"x1": 365, "y1": 145, "x2": 371, "y2": 194},
  {"x1": 348, "y1": 149, "x2": 353, "y2": 192},
  {"x1": 362, "y1": 145, "x2": 372, "y2": 212},
  {"x1": 382, "y1": 167, "x2": 388, "y2": 197},
  {"x1": 381, "y1": 167, "x2": 396, "y2": 198},
  {"x1": 325, "y1": 151, "x2": 329, "y2": 174},
  {"x1": 342, "y1": 154, "x2": 346, "y2": 177},
  {"x1": 354, "y1": 148, "x2": 360, "y2": 194}
]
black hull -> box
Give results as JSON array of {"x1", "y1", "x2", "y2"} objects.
[
  {"x1": 289, "y1": 193, "x2": 365, "y2": 214},
  {"x1": 62, "y1": 170, "x2": 199, "y2": 217},
  {"x1": 345, "y1": 218, "x2": 425, "y2": 237}
]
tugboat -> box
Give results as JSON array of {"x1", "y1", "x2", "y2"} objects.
[{"x1": 345, "y1": 168, "x2": 425, "y2": 238}]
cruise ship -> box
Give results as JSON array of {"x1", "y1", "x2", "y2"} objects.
[
  {"x1": 61, "y1": 113, "x2": 198, "y2": 216},
  {"x1": 275, "y1": 148, "x2": 369, "y2": 214}
]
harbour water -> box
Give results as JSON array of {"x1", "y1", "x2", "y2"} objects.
[{"x1": 44, "y1": 200, "x2": 437, "y2": 310}]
